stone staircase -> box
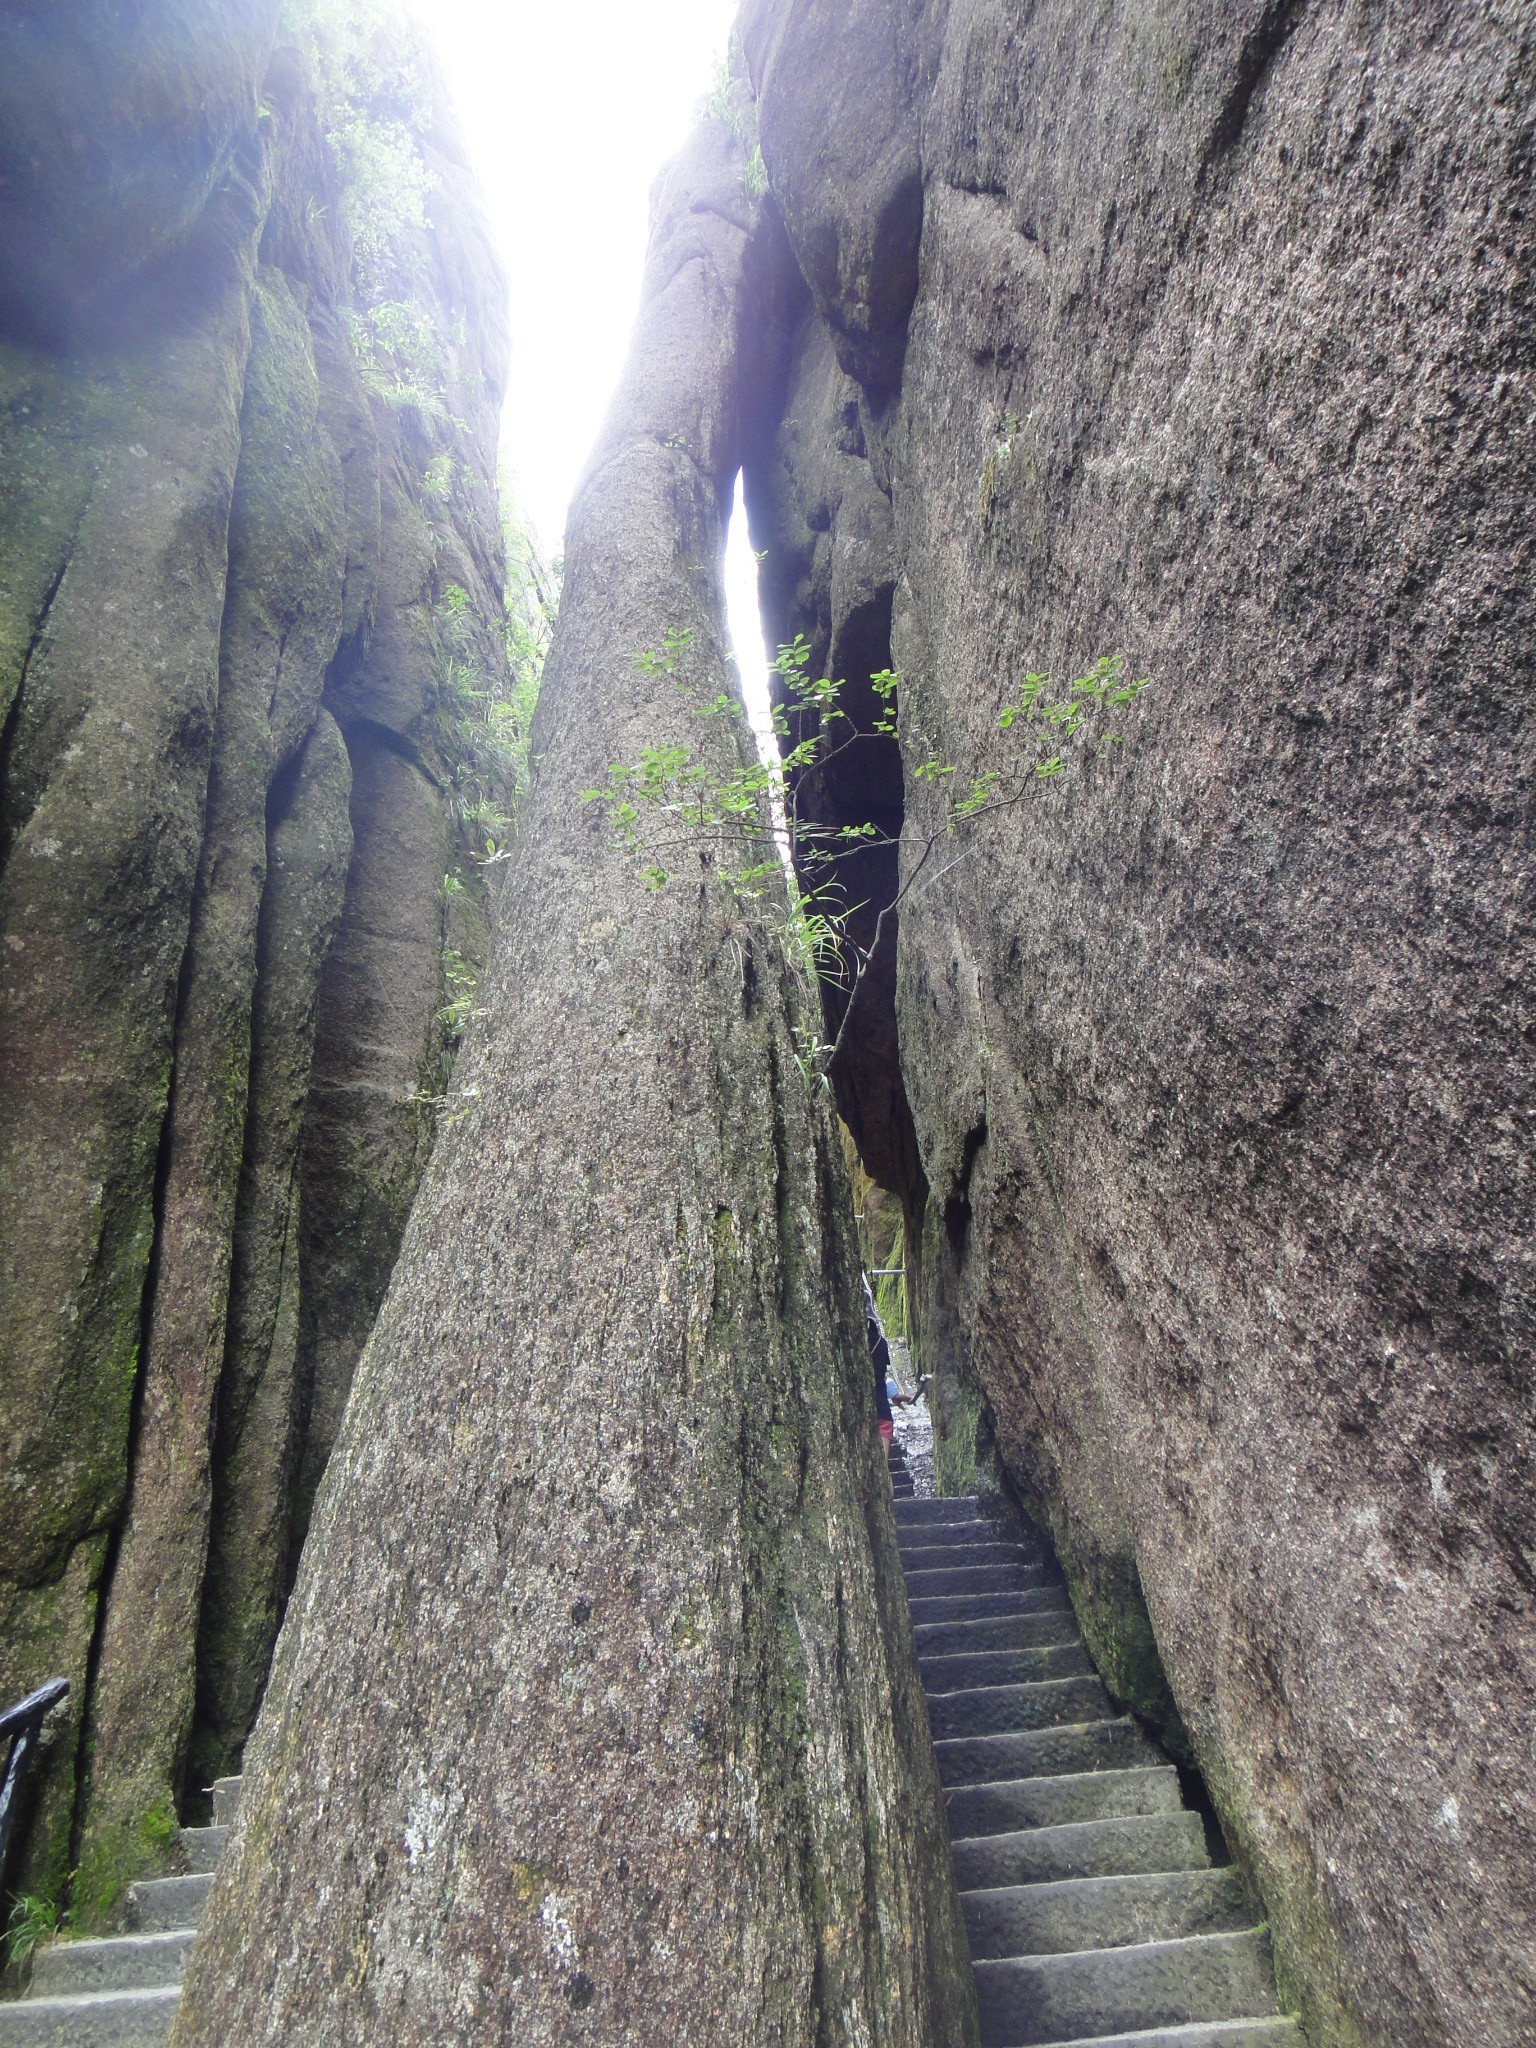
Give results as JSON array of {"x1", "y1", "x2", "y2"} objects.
[
  {"x1": 5, "y1": 1486, "x2": 1303, "y2": 2046},
  {"x1": 893, "y1": 1491, "x2": 1303, "y2": 2048},
  {"x1": 888, "y1": 1434, "x2": 916, "y2": 1499},
  {"x1": 1, "y1": 1778, "x2": 238, "y2": 2046}
]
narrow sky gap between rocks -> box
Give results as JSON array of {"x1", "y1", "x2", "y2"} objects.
[{"x1": 725, "y1": 472, "x2": 776, "y2": 764}]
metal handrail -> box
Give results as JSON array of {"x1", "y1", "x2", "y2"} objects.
[{"x1": 0, "y1": 1680, "x2": 68, "y2": 1885}]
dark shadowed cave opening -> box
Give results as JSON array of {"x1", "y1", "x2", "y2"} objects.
[{"x1": 741, "y1": 489, "x2": 922, "y2": 1225}]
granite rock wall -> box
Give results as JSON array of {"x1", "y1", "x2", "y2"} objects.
[
  {"x1": 0, "y1": 0, "x2": 513, "y2": 1922},
  {"x1": 741, "y1": 4, "x2": 1536, "y2": 2043}
]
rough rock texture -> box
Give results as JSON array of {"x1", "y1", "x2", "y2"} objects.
[
  {"x1": 195, "y1": 711, "x2": 353, "y2": 1784},
  {"x1": 170, "y1": 121, "x2": 975, "y2": 2048},
  {"x1": 0, "y1": 0, "x2": 513, "y2": 1919},
  {"x1": 742, "y1": 5, "x2": 1536, "y2": 2047}
]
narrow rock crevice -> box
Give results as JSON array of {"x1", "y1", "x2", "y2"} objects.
[
  {"x1": 66, "y1": 958, "x2": 187, "y2": 1893},
  {"x1": 0, "y1": 545, "x2": 73, "y2": 872}
]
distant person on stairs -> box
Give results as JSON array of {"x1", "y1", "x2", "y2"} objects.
[{"x1": 863, "y1": 1275, "x2": 915, "y2": 1445}]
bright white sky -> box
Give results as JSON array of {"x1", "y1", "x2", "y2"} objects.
[{"x1": 411, "y1": 0, "x2": 771, "y2": 721}]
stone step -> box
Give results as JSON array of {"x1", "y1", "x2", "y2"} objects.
[
  {"x1": 891, "y1": 1497, "x2": 984, "y2": 1526},
  {"x1": 0, "y1": 1986, "x2": 179, "y2": 2047},
  {"x1": 927, "y1": 1675, "x2": 1115, "y2": 1741},
  {"x1": 963, "y1": 1867, "x2": 1251, "y2": 1959},
  {"x1": 123, "y1": 1875, "x2": 209, "y2": 1934},
  {"x1": 895, "y1": 1517, "x2": 1011, "y2": 1541},
  {"x1": 972, "y1": 1929, "x2": 1281, "y2": 2046},
  {"x1": 900, "y1": 1540, "x2": 1040, "y2": 1570},
  {"x1": 177, "y1": 1825, "x2": 227, "y2": 1875},
  {"x1": 909, "y1": 1589, "x2": 1062, "y2": 1625},
  {"x1": 211, "y1": 1777, "x2": 242, "y2": 1826},
  {"x1": 28, "y1": 1930, "x2": 192, "y2": 1997},
  {"x1": 1025, "y1": 2025, "x2": 1302, "y2": 2048},
  {"x1": 913, "y1": 1605, "x2": 1076, "y2": 1656},
  {"x1": 953, "y1": 1811, "x2": 1209, "y2": 1892},
  {"x1": 936, "y1": 1716, "x2": 1158, "y2": 1788},
  {"x1": 895, "y1": 1515, "x2": 997, "y2": 1539},
  {"x1": 903, "y1": 1562, "x2": 1051, "y2": 1599},
  {"x1": 946, "y1": 1767, "x2": 1184, "y2": 1840},
  {"x1": 904, "y1": 1550, "x2": 1050, "y2": 1579},
  {"x1": 922, "y1": 1642, "x2": 1093, "y2": 1692}
]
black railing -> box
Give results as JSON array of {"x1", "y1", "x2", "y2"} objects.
[{"x1": 0, "y1": 1681, "x2": 68, "y2": 1886}]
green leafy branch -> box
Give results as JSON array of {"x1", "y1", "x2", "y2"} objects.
[
  {"x1": 583, "y1": 637, "x2": 1148, "y2": 1072},
  {"x1": 700, "y1": 42, "x2": 769, "y2": 199}
]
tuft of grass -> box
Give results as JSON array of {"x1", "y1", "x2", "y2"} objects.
[
  {"x1": 5, "y1": 1892, "x2": 60, "y2": 1972},
  {"x1": 700, "y1": 45, "x2": 767, "y2": 198}
]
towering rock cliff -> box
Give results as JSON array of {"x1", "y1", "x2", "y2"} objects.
[
  {"x1": 4, "y1": 4, "x2": 1530, "y2": 2046},
  {"x1": 0, "y1": 0, "x2": 517, "y2": 1922},
  {"x1": 739, "y1": 4, "x2": 1536, "y2": 2046},
  {"x1": 171, "y1": 116, "x2": 975, "y2": 2048}
]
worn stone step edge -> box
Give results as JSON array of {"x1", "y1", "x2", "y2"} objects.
[
  {"x1": 0, "y1": 1984, "x2": 180, "y2": 2046},
  {"x1": 903, "y1": 1563, "x2": 1052, "y2": 1596},
  {"x1": 897, "y1": 1523, "x2": 1022, "y2": 1540},
  {"x1": 909, "y1": 1589, "x2": 1063, "y2": 1624},
  {"x1": 27, "y1": 1929, "x2": 192, "y2": 1997},
  {"x1": 909, "y1": 1556, "x2": 1056, "y2": 1589},
  {"x1": 971, "y1": 1929, "x2": 1281, "y2": 2047},
  {"x1": 935, "y1": 1715, "x2": 1158, "y2": 1787},
  {"x1": 123, "y1": 1874, "x2": 210, "y2": 1934},
  {"x1": 177, "y1": 1825, "x2": 227, "y2": 1875},
  {"x1": 961, "y1": 1866, "x2": 1252, "y2": 1960},
  {"x1": 913, "y1": 1588, "x2": 1071, "y2": 1624},
  {"x1": 921, "y1": 1642, "x2": 1094, "y2": 1692},
  {"x1": 946, "y1": 1767, "x2": 1185, "y2": 1839},
  {"x1": 952, "y1": 1810, "x2": 1210, "y2": 1890},
  {"x1": 912, "y1": 1604, "x2": 1077, "y2": 1654},
  {"x1": 1022, "y1": 2024, "x2": 1301, "y2": 2048},
  {"x1": 900, "y1": 1541, "x2": 1042, "y2": 1568},
  {"x1": 928, "y1": 1674, "x2": 1116, "y2": 1741},
  {"x1": 903, "y1": 1552, "x2": 1048, "y2": 1579},
  {"x1": 891, "y1": 1498, "x2": 984, "y2": 1524}
]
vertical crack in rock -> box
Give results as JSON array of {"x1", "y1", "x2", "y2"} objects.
[{"x1": 0, "y1": 545, "x2": 74, "y2": 874}]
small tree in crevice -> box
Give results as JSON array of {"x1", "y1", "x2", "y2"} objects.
[{"x1": 584, "y1": 635, "x2": 1149, "y2": 1077}]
